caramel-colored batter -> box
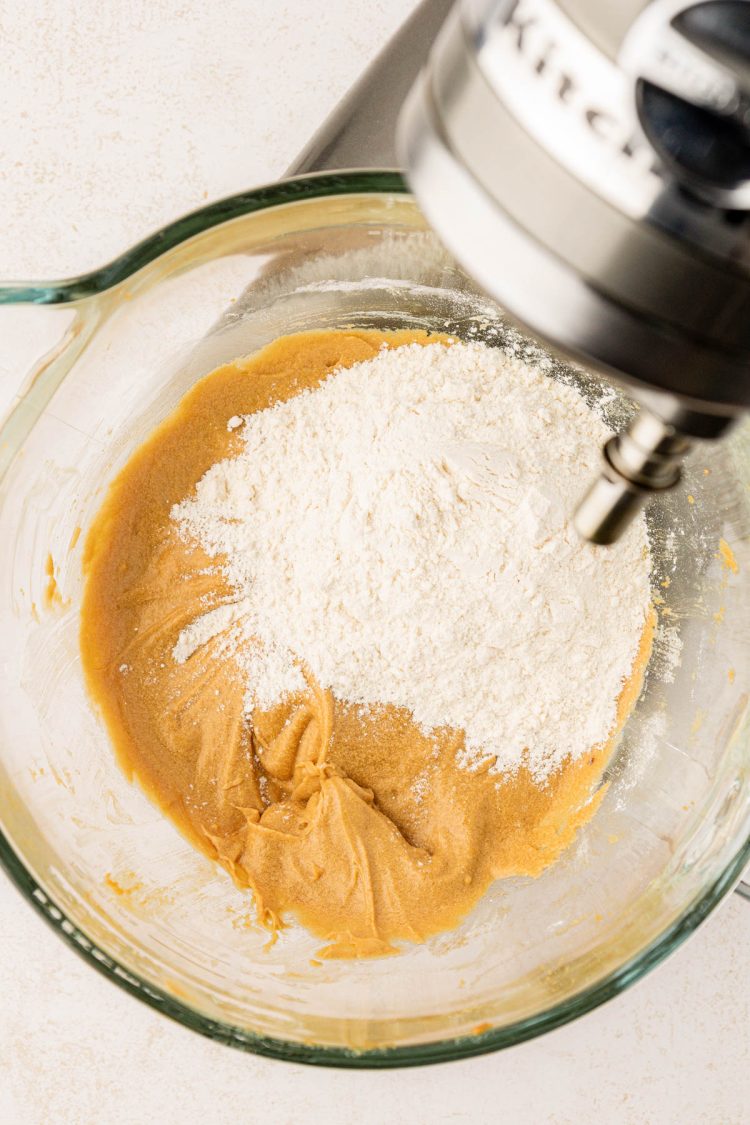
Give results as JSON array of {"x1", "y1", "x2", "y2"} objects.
[{"x1": 81, "y1": 330, "x2": 653, "y2": 958}]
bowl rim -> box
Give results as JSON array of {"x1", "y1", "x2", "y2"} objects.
[
  {"x1": 0, "y1": 169, "x2": 407, "y2": 304},
  {"x1": 1, "y1": 168, "x2": 749, "y2": 1067}
]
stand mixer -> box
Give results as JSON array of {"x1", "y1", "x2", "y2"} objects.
[
  {"x1": 0, "y1": 0, "x2": 749, "y2": 1063},
  {"x1": 295, "y1": 0, "x2": 750, "y2": 543}
]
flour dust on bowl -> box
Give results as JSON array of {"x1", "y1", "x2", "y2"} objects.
[{"x1": 0, "y1": 176, "x2": 749, "y2": 1064}]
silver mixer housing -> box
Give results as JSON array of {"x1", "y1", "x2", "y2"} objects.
[{"x1": 398, "y1": 0, "x2": 750, "y2": 541}]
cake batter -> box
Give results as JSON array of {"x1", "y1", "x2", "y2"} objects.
[{"x1": 81, "y1": 330, "x2": 653, "y2": 958}]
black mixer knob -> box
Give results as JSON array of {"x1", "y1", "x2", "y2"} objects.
[{"x1": 631, "y1": 2, "x2": 750, "y2": 207}]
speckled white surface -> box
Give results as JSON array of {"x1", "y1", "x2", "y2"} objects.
[{"x1": 1, "y1": 2, "x2": 749, "y2": 1122}]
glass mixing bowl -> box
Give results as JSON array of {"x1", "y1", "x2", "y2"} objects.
[{"x1": 0, "y1": 172, "x2": 749, "y2": 1066}]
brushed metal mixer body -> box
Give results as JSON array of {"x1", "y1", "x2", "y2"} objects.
[{"x1": 292, "y1": 0, "x2": 750, "y2": 543}]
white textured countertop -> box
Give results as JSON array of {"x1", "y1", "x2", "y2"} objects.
[{"x1": 1, "y1": 3, "x2": 749, "y2": 1121}]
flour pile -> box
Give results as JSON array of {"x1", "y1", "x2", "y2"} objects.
[{"x1": 171, "y1": 340, "x2": 651, "y2": 781}]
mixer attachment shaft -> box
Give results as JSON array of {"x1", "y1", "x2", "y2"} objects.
[{"x1": 573, "y1": 410, "x2": 692, "y2": 545}]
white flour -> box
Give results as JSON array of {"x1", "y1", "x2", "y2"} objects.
[{"x1": 172, "y1": 340, "x2": 651, "y2": 781}]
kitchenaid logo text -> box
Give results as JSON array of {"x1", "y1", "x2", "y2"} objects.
[{"x1": 497, "y1": 0, "x2": 660, "y2": 177}]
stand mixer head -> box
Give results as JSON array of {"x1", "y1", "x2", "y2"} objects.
[{"x1": 398, "y1": 0, "x2": 750, "y2": 541}]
